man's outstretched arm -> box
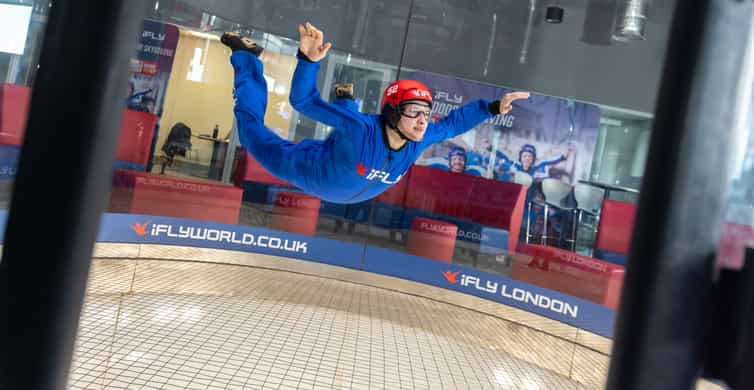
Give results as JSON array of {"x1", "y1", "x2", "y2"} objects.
[
  {"x1": 289, "y1": 22, "x2": 363, "y2": 129},
  {"x1": 533, "y1": 149, "x2": 571, "y2": 171},
  {"x1": 423, "y1": 92, "x2": 530, "y2": 145},
  {"x1": 494, "y1": 149, "x2": 514, "y2": 165}
]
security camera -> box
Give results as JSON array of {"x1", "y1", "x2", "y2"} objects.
[{"x1": 545, "y1": 5, "x2": 564, "y2": 24}]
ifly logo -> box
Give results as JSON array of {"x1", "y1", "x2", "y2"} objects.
[
  {"x1": 356, "y1": 163, "x2": 369, "y2": 176},
  {"x1": 356, "y1": 163, "x2": 402, "y2": 184},
  {"x1": 276, "y1": 194, "x2": 318, "y2": 209},
  {"x1": 441, "y1": 270, "x2": 579, "y2": 318},
  {"x1": 442, "y1": 270, "x2": 460, "y2": 284},
  {"x1": 434, "y1": 91, "x2": 463, "y2": 104},
  {"x1": 419, "y1": 221, "x2": 455, "y2": 235},
  {"x1": 136, "y1": 177, "x2": 211, "y2": 193},
  {"x1": 130, "y1": 221, "x2": 151, "y2": 236},
  {"x1": 129, "y1": 221, "x2": 308, "y2": 254},
  {"x1": 409, "y1": 89, "x2": 431, "y2": 99},
  {"x1": 525, "y1": 246, "x2": 609, "y2": 273},
  {"x1": 143, "y1": 31, "x2": 165, "y2": 41}
]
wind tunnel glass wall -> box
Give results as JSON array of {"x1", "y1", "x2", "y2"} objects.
[
  {"x1": 358, "y1": 0, "x2": 671, "y2": 338},
  {"x1": 100, "y1": 0, "x2": 412, "y2": 257},
  {"x1": 0, "y1": 1, "x2": 45, "y2": 214},
  {"x1": 2, "y1": 0, "x2": 673, "y2": 341},
  {"x1": 720, "y1": 92, "x2": 754, "y2": 275}
]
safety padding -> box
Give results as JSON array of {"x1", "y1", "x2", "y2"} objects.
[
  {"x1": 595, "y1": 199, "x2": 636, "y2": 258},
  {"x1": 512, "y1": 243, "x2": 625, "y2": 309},
  {"x1": 407, "y1": 217, "x2": 458, "y2": 263},
  {"x1": 269, "y1": 191, "x2": 321, "y2": 236},
  {"x1": 115, "y1": 109, "x2": 158, "y2": 167},
  {"x1": 0, "y1": 83, "x2": 31, "y2": 146},
  {"x1": 110, "y1": 170, "x2": 242, "y2": 224}
]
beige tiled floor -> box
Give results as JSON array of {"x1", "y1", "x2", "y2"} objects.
[
  {"x1": 67, "y1": 259, "x2": 599, "y2": 389},
  {"x1": 67, "y1": 259, "x2": 724, "y2": 390}
]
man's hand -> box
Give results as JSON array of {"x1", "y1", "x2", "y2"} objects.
[
  {"x1": 499, "y1": 91, "x2": 530, "y2": 114},
  {"x1": 298, "y1": 22, "x2": 332, "y2": 62}
]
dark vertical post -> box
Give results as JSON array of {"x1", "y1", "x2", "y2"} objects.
[
  {"x1": 702, "y1": 247, "x2": 754, "y2": 388},
  {"x1": 0, "y1": 1, "x2": 147, "y2": 389},
  {"x1": 607, "y1": 1, "x2": 754, "y2": 389}
]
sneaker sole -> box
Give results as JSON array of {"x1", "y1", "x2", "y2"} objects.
[{"x1": 221, "y1": 32, "x2": 261, "y2": 54}]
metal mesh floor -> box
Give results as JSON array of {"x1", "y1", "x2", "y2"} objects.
[{"x1": 65, "y1": 259, "x2": 722, "y2": 389}]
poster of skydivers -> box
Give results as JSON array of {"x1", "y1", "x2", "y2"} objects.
[
  {"x1": 409, "y1": 71, "x2": 601, "y2": 187},
  {"x1": 126, "y1": 20, "x2": 179, "y2": 115}
]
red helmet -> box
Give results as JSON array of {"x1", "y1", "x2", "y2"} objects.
[{"x1": 381, "y1": 80, "x2": 433, "y2": 109}]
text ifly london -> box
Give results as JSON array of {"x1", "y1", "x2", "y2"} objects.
[
  {"x1": 459, "y1": 274, "x2": 579, "y2": 318},
  {"x1": 149, "y1": 224, "x2": 308, "y2": 254}
]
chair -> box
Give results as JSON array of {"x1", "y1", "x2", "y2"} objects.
[
  {"x1": 573, "y1": 183, "x2": 605, "y2": 253},
  {"x1": 542, "y1": 178, "x2": 572, "y2": 204},
  {"x1": 574, "y1": 183, "x2": 604, "y2": 213},
  {"x1": 158, "y1": 122, "x2": 192, "y2": 174},
  {"x1": 594, "y1": 199, "x2": 637, "y2": 265},
  {"x1": 513, "y1": 171, "x2": 533, "y2": 187},
  {"x1": 525, "y1": 178, "x2": 572, "y2": 246}
]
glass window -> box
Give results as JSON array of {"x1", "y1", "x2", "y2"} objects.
[
  {"x1": 719, "y1": 93, "x2": 754, "y2": 272},
  {"x1": 101, "y1": 0, "x2": 672, "y2": 325},
  {"x1": 0, "y1": 1, "x2": 48, "y2": 210},
  {"x1": 66, "y1": 2, "x2": 680, "y2": 384}
]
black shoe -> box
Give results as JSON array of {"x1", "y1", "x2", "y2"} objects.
[
  {"x1": 335, "y1": 83, "x2": 354, "y2": 99},
  {"x1": 221, "y1": 32, "x2": 264, "y2": 56}
]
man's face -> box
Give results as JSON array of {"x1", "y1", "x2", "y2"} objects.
[
  {"x1": 520, "y1": 152, "x2": 535, "y2": 169},
  {"x1": 397, "y1": 103, "x2": 431, "y2": 141},
  {"x1": 449, "y1": 155, "x2": 466, "y2": 173},
  {"x1": 477, "y1": 138, "x2": 491, "y2": 154}
]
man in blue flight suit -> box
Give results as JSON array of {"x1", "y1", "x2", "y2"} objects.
[{"x1": 222, "y1": 22, "x2": 529, "y2": 204}]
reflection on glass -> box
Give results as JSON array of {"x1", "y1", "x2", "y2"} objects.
[
  {"x1": 0, "y1": 1, "x2": 47, "y2": 211},
  {"x1": 108, "y1": 2, "x2": 407, "y2": 255},
  {"x1": 0, "y1": 3, "x2": 33, "y2": 56},
  {"x1": 720, "y1": 95, "x2": 754, "y2": 271},
  {"x1": 0, "y1": 2, "x2": 690, "y2": 389},
  {"x1": 86, "y1": 0, "x2": 666, "y2": 341}
]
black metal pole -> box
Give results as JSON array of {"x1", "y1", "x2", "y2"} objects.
[
  {"x1": 607, "y1": 1, "x2": 754, "y2": 389},
  {"x1": 728, "y1": 247, "x2": 754, "y2": 390},
  {"x1": 395, "y1": 0, "x2": 416, "y2": 80},
  {"x1": 702, "y1": 247, "x2": 754, "y2": 388},
  {"x1": 0, "y1": 1, "x2": 147, "y2": 389}
]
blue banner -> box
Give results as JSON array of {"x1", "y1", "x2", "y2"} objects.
[
  {"x1": 97, "y1": 213, "x2": 364, "y2": 270},
  {"x1": 0, "y1": 145, "x2": 19, "y2": 181},
  {"x1": 363, "y1": 246, "x2": 615, "y2": 338},
  {"x1": 0, "y1": 210, "x2": 615, "y2": 338}
]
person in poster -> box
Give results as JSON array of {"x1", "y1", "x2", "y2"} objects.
[
  {"x1": 222, "y1": 23, "x2": 529, "y2": 204},
  {"x1": 424, "y1": 145, "x2": 484, "y2": 176},
  {"x1": 127, "y1": 75, "x2": 162, "y2": 113},
  {"x1": 492, "y1": 143, "x2": 572, "y2": 180}
]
